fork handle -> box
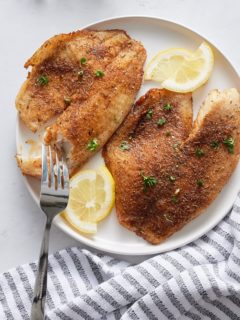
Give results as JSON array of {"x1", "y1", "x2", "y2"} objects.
[{"x1": 31, "y1": 218, "x2": 52, "y2": 320}]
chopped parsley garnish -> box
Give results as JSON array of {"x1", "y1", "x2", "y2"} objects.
[
  {"x1": 163, "y1": 103, "x2": 173, "y2": 111},
  {"x1": 172, "y1": 195, "x2": 178, "y2": 204},
  {"x1": 211, "y1": 140, "x2": 220, "y2": 149},
  {"x1": 87, "y1": 138, "x2": 99, "y2": 152},
  {"x1": 119, "y1": 141, "x2": 130, "y2": 151},
  {"x1": 64, "y1": 97, "x2": 72, "y2": 106},
  {"x1": 78, "y1": 70, "x2": 84, "y2": 79},
  {"x1": 140, "y1": 172, "x2": 158, "y2": 192},
  {"x1": 223, "y1": 137, "x2": 235, "y2": 154},
  {"x1": 169, "y1": 175, "x2": 176, "y2": 182},
  {"x1": 166, "y1": 131, "x2": 171, "y2": 137},
  {"x1": 157, "y1": 117, "x2": 166, "y2": 126},
  {"x1": 80, "y1": 57, "x2": 87, "y2": 65},
  {"x1": 36, "y1": 75, "x2": 49, "y2": 86},
  {"x1": 163, "y1": 214, "x2": 173, "y2": 223},
  {"x1": 195, "y1": 148, "x2": 205, "y2": 158},
  {"x1": 95, "y1": 70, "x2": 105, "y2": 77},
  {"x1": 197, "y1": 179, "x2": 204, "y2": 187},
  {"x1": 146, "y1": 109, "x2": 153, "y2": 120}
]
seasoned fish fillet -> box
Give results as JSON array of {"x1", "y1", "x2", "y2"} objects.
[
  {"x1": 16, "y1": 156, "x2": 41, "y2": 179},
  {"x1": 44, "y1": 36, "x2": 146, "y2": 174},
  {"x1": 16, "y1": 29, "x2": 146, "y2": 176},
  {"x1": 103, "y1": 88, "x2": 240, "y2": 244},
  {"x1": 16, "y1": 29, "x2": 140, "y2": 132}
]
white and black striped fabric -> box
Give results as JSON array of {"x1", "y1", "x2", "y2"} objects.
[{"x1": 1, "y1": 195, "x2": 240, "y2": 320}]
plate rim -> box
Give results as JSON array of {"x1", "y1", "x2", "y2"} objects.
[{"x1": 16, "y1": 15, "x2": 240, "y2": 255}]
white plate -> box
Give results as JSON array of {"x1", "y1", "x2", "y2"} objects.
[{"x1": 16, "y1": 16, "x2": 240, "y2": 255}]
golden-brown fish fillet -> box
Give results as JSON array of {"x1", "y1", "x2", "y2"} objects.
[
  {"x1": 16, "y1": 29, "x2": 140, "y2": 132},
  {"x1": 44, "y1": 36, "x2": 146, "y2": 174},
  {"x1": 16, "y1": 156, "x2": 42, "y2": 178},
  {"x1": 103, "y1": 88, "x2": 240, "y2": 244},
  {"x1": 16, "y1": 29, "x2": 146, "y2": 176}
]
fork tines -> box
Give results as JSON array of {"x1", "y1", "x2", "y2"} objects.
[{"x1": 41, "y1": 144, "x2": 69, "y2": 190}]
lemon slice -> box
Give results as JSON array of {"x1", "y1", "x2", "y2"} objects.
[
  {"x1": 145, "y1": 48, "x2": 192, "y2": 82},
  {"x1": 145, "y1": 42, "x2": 214, "y2": 93},
  {"x1": 62, "y1": 166, "x2": 115, "y2": 234}
]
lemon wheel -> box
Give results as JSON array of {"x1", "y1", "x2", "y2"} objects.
[
  {"x1": 145, "y1": 42, "x2": 214, "y2": 93},
  {"x1": 62, "y1": 166, "x2": 115, "y2": 234},
  {"x1": 145, "y1": 48, "x2": 192, "y2": 82}
]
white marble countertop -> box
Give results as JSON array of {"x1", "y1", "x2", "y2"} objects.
[{"x1": 0, "y1": 0, "x2": 239, "y2": 273}]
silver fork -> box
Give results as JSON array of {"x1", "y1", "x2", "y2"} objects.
[{"x1": 31, "y1": 144, "x2": 69, "y2": 320}]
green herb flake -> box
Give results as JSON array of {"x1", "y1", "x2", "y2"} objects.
[
  {"x1": 223, "y1": 137, "x2": 235, "y2": 154},
  {"x1": 140, "y1": 172, "x2": 158, "y2": 192},
  {"x1": 36, "y1": 75, "x2": 49, "y2": 86},
  {"x1": 163, "y1": 103, "x2": 173, "y2": 111},
  {"x1": 87, "y1": 138, "x2": 99, "y2": 152},
  {"x1": 119, "y1": 141, "x2": 130, "y2": 151},
  {"x1": 157, "y1": 117, "x2": 166, "y2": 126},
  {"x1": 80, "y1": 57, "x2": 87, "y2": 65},
  {"x1": 146, "y1": 109, "x2": 153, "y2": 120},
  {"x1": 210, "y1": 140, "x2": 220, "y2": 149},
  {"x1": 172, "y1": 195, "x2": 178, "y2": 204},
  {"x1": 64, "y1": 97, "x2": 72, "y2": 106},
  {"x1": 78, "y1": 70, "x2": 84, "y2": 79},
  {"x1": 95, "y1": 70, "x2": 105, "y2": 77},
  {"x1": 169, "y1": 175, "x2": 176, "y2": 182},
  {"x1": 195, "y1": 148, "x2": 205, "y2": 158},
  {"x1": 197, "y1": 179, "x2": 204, "y2": 187}
]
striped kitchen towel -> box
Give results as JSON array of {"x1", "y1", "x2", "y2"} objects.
[{"x1": 1, "y1": 195, "x2": 240, "y2": 319}]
